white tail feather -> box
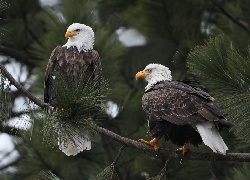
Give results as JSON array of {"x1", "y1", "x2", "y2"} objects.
[
  {"x1": 195, "y1": 122, "x2": 228, "y2": 155},
  {"x1": 58, "y1": 127, "x2": 91, "y2": 156}
]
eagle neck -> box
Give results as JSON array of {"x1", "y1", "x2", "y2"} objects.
[
  {"x1": 63, "y1": 35, "x2": 94, "y2": 52},
  {"x1": 145, "y1": 76, "x2": 171, "y2": 91},
  {"x1": 145, "y1": 80, "x2": 167, "y2": 92},
  {"x1": 144, "y1": 69, "x2": 172, "y2": 92}
]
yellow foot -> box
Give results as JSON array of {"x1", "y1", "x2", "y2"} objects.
[
  {"x1": 176, "y1": 143, "x2": 190, "y2": 163},
  {"x1": 176, "y1": 143, "x2": 190, "y2": 156},
  {"x1": 139, "y1": 138, "x2": 159, "y2": 151},
  {"x1": 55, "y1": 107, "x2": 64, "y2": 112}
]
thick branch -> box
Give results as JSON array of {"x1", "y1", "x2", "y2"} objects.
[
  {"x1": 0, "y1": 63, "x2": 49, "y2": 109},
  {"x1": 93, "y1": 125, "x2": 250, "y2": 162},
  {"x1": 1, "y1": 63, "x2": 250, "y2": 162}
]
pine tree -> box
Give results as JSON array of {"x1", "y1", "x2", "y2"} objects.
[
  {"x1": 187, "y1": 35, "x2": 250, "y2": 179},
  {"x1": 1, "y1": 0, "x2": 250, "y2": 179}
]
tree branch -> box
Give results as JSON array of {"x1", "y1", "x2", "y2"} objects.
[
  {"x1": 211, "y1": 0, "x2": 250, "y2": 35},
  {"x1": 93, "y1": 125, "x2": 250, "y2": 162},
  {"x1": 209, "y1": 161, "x2": 217, "y2": 180},
  {"x1": 112, "y1": 145, "x2": 126, "y2": 166},
  {"x1": 0, "y1": 63, "x2": 49, "y2": 109},
  {"x1": 1, "y1": 63, "x2": 250, "y2": 162}
]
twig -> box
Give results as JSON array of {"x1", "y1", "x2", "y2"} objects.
[
  {"x1": 0, "y1": 63, "x2": 49, "y2": 109},
  {"x1": 157, "y1": 159, "x2": 170, "y2": 178},
  {"x1": 112, "y1": 145, "x2": 126, "y2": 166},
  {"x1": 210, "y1": 0, "x2": 250, "y2": 35},
  {"x1": 209, "y1": 161, "x2": 217, "y2": 180},
  {"x1": 163, "y1": 159, "x2": 170, "y2": 172},
  {"x1": 2, "y1": 63, "x2": 250, "y2": 162},
  {"x1": 110, "y1": 145, "x2": 126, "y2": 180}
]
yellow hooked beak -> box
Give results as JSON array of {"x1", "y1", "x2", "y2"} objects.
[
  {"x1": 65, "y1": 30, "x2": 75, "y2": 39},
  {"x1": 136, "y1": 70, "x2": 150, "y2": 80}
]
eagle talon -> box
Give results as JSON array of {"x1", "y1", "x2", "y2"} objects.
[
  {"x1": 176, "y1": 143, "x2": 190, "y2": 158},
  {"x1": 55, "y1": 107, "x2": 65, "y2": 112},
  {"x1": 139, "y1": 138, "x2": 159, "y2": 151},
  {"x1": 55, "y1": 107, "x2": 59, "y2": 112},
  {"x1": 176, "y1": 147, "x2": 189, "y2": 164}
]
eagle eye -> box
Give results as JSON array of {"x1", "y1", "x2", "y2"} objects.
[
  {"x1": 75, "y1": 29, "x2": 80, "y2": 32},
  {"x1": 147, "y1": 69, "x2": 152, "y2": 73}
]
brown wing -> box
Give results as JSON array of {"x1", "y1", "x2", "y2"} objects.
[
  {"x1": 44, "y1": 46, "x2": 102, "y2": 107},
  {"x1": 54, "y1": 47, "x2": 102, "y2": 78},
  {"x1": 44, "y1": 46, "x2": 60, "y2": 104},
  {"x1": 91, "y1": 50, "x2": 102, "y2": 82},
  {"x1": 142, "y1": 81, "x2": 231, "y2": 127}
]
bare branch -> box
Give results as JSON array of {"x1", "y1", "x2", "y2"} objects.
[
  {"x1": 0, "y1": 63, "x2": 49, "y2": 109},
  {"x1": 93, "y1": 125, "x2": 250, "y2": 162},
  {"x1": 146, "y1": 159, "x2": 170, "y2": 179},
  {"x1": 209, "y1": 161, "x2": 217, "y2": 180},
  {"x1": 112, "y1": 145, "x2": 126, "y2": 166},
  {"x1": 2, "y1": 62, "x2": 250, "y2": 162}
]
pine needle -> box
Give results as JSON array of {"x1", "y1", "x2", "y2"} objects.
[{"x1": 187, "y1": 35, "x2": 250, "y2": 142}]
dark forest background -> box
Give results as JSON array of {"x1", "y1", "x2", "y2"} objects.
[{"x1": 1, "y1": 0, "x2": 250, "y2": 179}]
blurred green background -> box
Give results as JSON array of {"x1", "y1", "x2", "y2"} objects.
[{"x1": 0, "y1": 0, "x2": 250, "y2": 179}]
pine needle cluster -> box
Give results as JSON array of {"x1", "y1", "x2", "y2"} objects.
[
  {"x1": 36, "y1": 170, "x2": 60, "y2": 180},
  {"x1": 0, "y1": 71, "x2": 11, "y2": 123},
  {"x1": 42, "y1": 68, "x2": 108, "y2": 147},
  {"x1": 92, "y1": 165, "x2": 117, "y2": 180},
  {"x1": 187, "y1": 35, "x2": 250, "y2": 142},
  {"x1": 146, "y1": 160, "x2": 169, "y2": 180}
]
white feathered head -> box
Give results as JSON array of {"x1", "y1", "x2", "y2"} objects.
[
  {"x1": 136, "y1": 63, "x2": 172, "y2": 91},
  {"x1": 63, "y1": 23, "x2": 94, "y2": 52}
]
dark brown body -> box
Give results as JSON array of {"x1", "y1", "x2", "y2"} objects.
[
  {"x1": 44, "y1": 46, "x2": 102, "y2": 107},
  {"x1": 142, "y1": 81, "x2": 232, "y2": 147}
]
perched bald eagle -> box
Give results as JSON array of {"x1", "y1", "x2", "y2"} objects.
[
  {"x1": 136, "y1": 64, "x2": 232, "y2": 155},
  {"x1": 44, "y1": 23, "x2": 102, "y2": 156}
]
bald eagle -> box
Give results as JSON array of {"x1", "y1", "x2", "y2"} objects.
[
  {"x1": 136, "y1": 64, "x2": 232, "y2": 155},
  {"x1": 44, "y1": 23, "x2": 102, "y2": 156}
]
